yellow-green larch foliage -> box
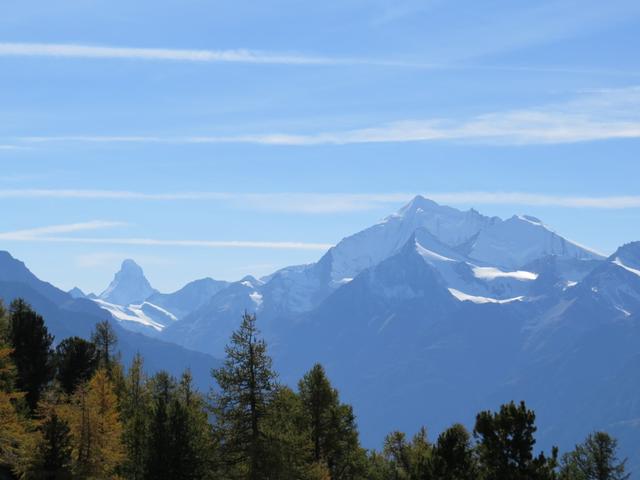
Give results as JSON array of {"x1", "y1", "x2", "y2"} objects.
[
  {"x1": 0, "y1": 346, "x2": 36, "y2": 475},
  {"x1": 61, "y1": 368, "x2": 125, "y2": 479}
]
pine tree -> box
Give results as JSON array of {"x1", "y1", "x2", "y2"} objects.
[
  {"x1": 382, "y1": 431, "x2": 411, "y2": 480},
  {"x1": 174, "y1": 370, "x2": 214, "y2": 479},
  {"x1": 32, "y1": 410, "x2": 73, "y2": 479},
  {"x1": 120, "y1": 353, "x2": 151, "y2": 480},
  {"x1": 8, "y1": 299, "x2": 55, "y2": 410},
  {"x1": 474, "y1": 401, "x2": 557, "y2": 480},
  {"x1": 430, "y1": 423, "x2": 477, "y2": 480},
  {"x1": 55, "y1": 337, "x2": 98, "y2": 395},
  {"x1": 144, "y1": 371, "x2": 174, "y2": 480},
  {"x1": 559, "y1": 432, "x2": 629, "y2": 480},
  {"x1": 211, "y1": 312, "x2": 277, "y2": 480},
  {"x1": 167, "y1": 371, "x2": 214, "y2": 479}
]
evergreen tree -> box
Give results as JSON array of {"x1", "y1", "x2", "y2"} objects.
[
  {"x1": 211, "y1": 312, "x2": 277, "y2": 480},
  {"x1": 298, "y1": 363, "x2": 367, "y2": 479},
  {"x1": 169, "y1": 371, "x2": 214, "y2": 479},
  {"x1": 407, "y1": 427, "x2": 431, "y2": 479},
  {"x1": 144, "y1": 371, "x2": 174, "y2": 480},
  {"x1": 55, "y1": 337, "x2": 98, "y2": 395},
  {"x1": 32, "y1": 411, "x2": 73, "y2": 479},
  {"x1": 474, "y1": 401, "x2": 557, "y2": 480},
  {"x1": 120, "y1": 353, "x2": 151, "y2": 480},
  {"x1": 299, "y1": 364, "x2": 337, "y2": 464},
  {"x1": 262, "y1": 386, "x2": 315, "y2": 479},
  {"x1": 91, "y1": 320, "x2": 118, "y2": 374},
  {"x1": 8, "y1": 299, "x2": 55, "y2": 410},
  {"x1": 430, "y1": 423, "x2": 477, "y2": 480},
  {"x1": 559, "y1": 432, "x2": 629, "y2": 480},
  {"x1": 382, "y1": 431, "x2": 411, "y2": 480}
]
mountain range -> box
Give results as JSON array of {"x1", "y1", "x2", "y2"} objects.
[{"x1": 2, "y1": 196, "x2": 639, "y2": 472}]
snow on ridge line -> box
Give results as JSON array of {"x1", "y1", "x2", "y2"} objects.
[
  {"x1": 135, "y1": 301, "x2": 178, "y2": 321},
  {"x1": 472, "y1": 266, "x2": 538, "y2": 281},
  {"x1": 612, "y1": 258, "x2": 640, "y2": 277},
  {"x1": 93, "y1": 299, "x2": 166, "y2": 331},
  {"x1": 448, "y1": 288, "x2": 525, "y2": 304},
  {"x1": 415, "y1": 241, "x2": 456, "y2": 262}
]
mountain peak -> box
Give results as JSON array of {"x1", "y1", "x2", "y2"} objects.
[
  {"x1": 99, "y1": 258, "x2": 156, "y2": 305},
  {"x1": 120, "y1": 258, "x2": 143, "y2": 272},
  {"x1": 68, "y1": 287, "x2": 86, "y2": 299},
  {"x1": 396, "y1": 195, "x2": 443, "y2": 217}
]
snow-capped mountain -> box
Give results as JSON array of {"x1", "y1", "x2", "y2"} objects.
[
  {"x1": 157, "y1": 196, "x2": 604, "y2": 357},
  {"x1": 93, "y1": 261, "x2": 229, "y2": 334},
  {"x1": 0, "y1": 251, "x2": 219, "y2": 390},
  {"x1": 100, "y1": 259, "x2": 156, "y2": 305}
]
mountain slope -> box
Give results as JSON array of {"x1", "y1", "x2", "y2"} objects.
[{"x1": 0, "y1": 251, "x2": 220, "y2": 390}]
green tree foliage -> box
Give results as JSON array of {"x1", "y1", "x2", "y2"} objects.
[
  {"x1": 55, "y1": 337, "x2": 98, "y2": 395},
  {"x1": 430, "y1": 423, "x2": 477, "y2": 480},
  {"x1": 211, "y1": 312, "x2": 277, "y2": 480},
  {"x1": 298, "y1": 363, "x2": 367, "y2": 479},
  {"x1": 169, "y1": 371, "x2": 214, "y2": 479},
  {"x1": 262, "y1": 385, "x2": 314, "y2": 479},
  {"x1": 474, "y1": 400, "x2": 557, "y2": 480},
  {"x1": 143, "y1": 370, "x2": 213, "y2": 480},
  {"x1": 380, "y1": 428, "x2": 431, "y2": 480},
  {"x1": 30, "y1": 411, "x2": 73, "y2": 479},
  {"x1": 144, "y1": 371, "x2": 174, "y2": 479},
  {"x1": 120, "y1": 353, "x2": 151, "y2": 480},
  {"x1": 8, "y1": 299, "x2": 55, "y2": 410},
  {"x1": 559, "y1": 432, "x2": 629, "y2": 480},
  {"x1": 382, "y1": 431, "x2": 411, "y2": 480}
]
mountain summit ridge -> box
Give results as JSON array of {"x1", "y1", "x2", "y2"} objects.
[{"x1": 99, "y1": 258, "x2": 156, "y2": 306}]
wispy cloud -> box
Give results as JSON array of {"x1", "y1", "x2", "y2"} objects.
[
  {"x1": 13, "y1": 86, "x2": 640, "y2": 146},
  {"x1": 1, "y1": 42, "x2": 638, "y2": 77},
  {"x1": 0, "y1": 42, "x2": 402, "y2": 67},
  {"x1": 0, "y1": 220, "x2": 125, "y2": 240},
  {"x1": 0, "y1": 221, "x2": 332, "y2": 250},
  {"x1": 1, "y1": 190, "x2": 640, "y2": 212}
]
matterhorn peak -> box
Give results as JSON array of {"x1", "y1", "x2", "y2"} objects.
[{"x1": 99, "y1": 258, "x2": 156, "y2": 306}]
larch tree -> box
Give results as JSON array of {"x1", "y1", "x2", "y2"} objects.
[
  {"x1": 91, "y1": 320, "x2": 118, "y2": 374},
  {"x1": 63, "y1": 369, "x2": 124, "y2": 478},
  {"x1": 211, "y1": 312, "x2": 277, "y2": 480}
]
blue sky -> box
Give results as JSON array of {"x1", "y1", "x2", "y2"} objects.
[{"x1": 1, "y1": 0, "x2": 640, "y2": 294}]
